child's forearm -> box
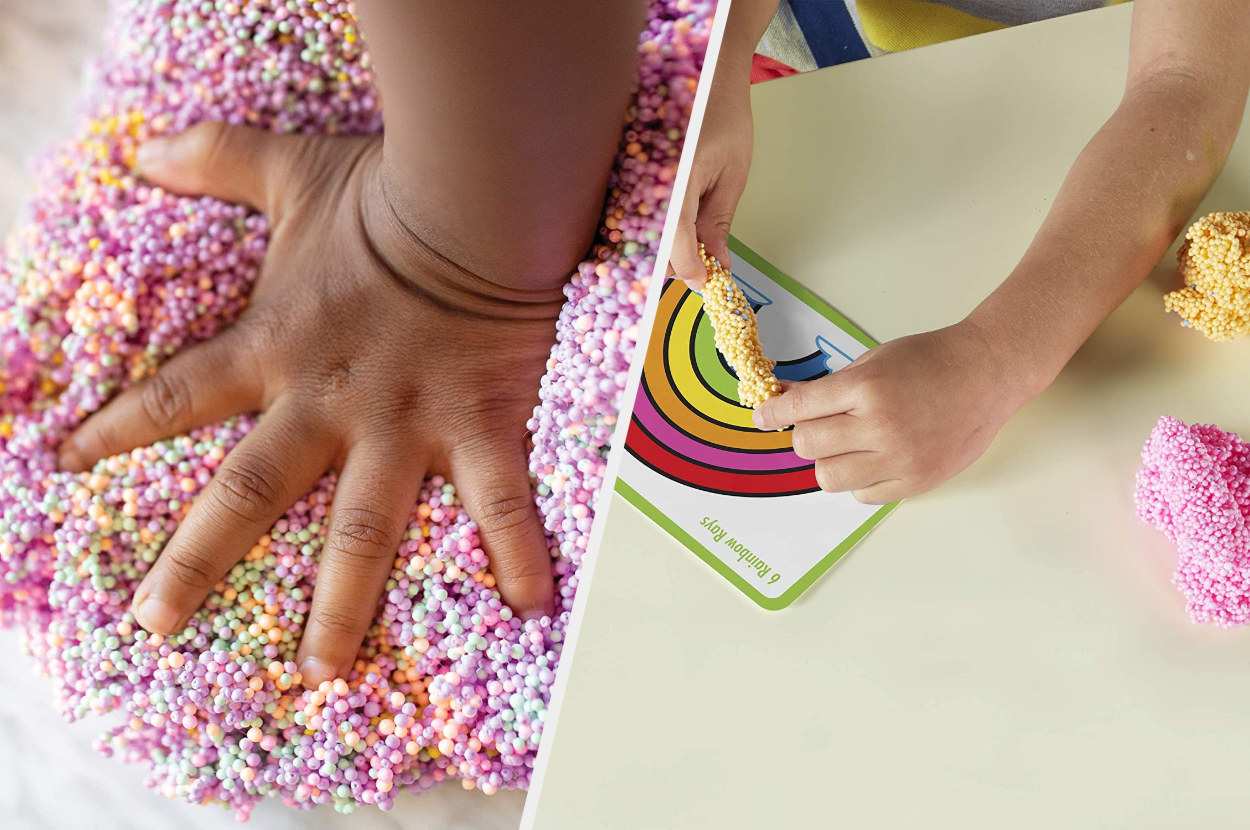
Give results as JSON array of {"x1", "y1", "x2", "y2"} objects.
[
  {"x1": 967, "y1": 0, "x2": 1250, "y2": 400},
  {"x1": 718, "y1": 0, "x2": 781, "y2": 83},
  {"x1": 353, "y1": 1, "x2": 646, "y2": 291},
  {"x1": 967, "y1": 85, "x2": 1240, "y2": 396}
]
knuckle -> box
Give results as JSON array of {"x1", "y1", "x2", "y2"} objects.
[
  {"x1": 861, "y1": 389, "x2": 895, "y2": 427},
  {"x1": 209, "y1": 457, "x2": 282, "y2": 522},
  {"x1": 790, "y1": 423, "x2": 817, "y2": 460},
  {"x1": 871, "y1": 413, "x2": 897, "y2": 436},
  {"x1": 188, "y1": 122, "x2": 235, "y2": 183},
  {"x1": 784, "y1": 387, "x2": 806, "y2": 423},
  {"x1": 240, "y1": 309, "x2": 290, "y2": 356},
  {"x1": 363, "y1": 406, "x2": 418, "y2": 443},
  {"x1": 814, "y1": 461, "x2": 841, "y2": 493},
  {"x1": 853, "y1": 489, "x2": 880, "y2": 506},
  {"x1": 492, "y1": 552, "x2": 551, "y2": 586},
  {"x1": 858, "y1": 378, "x2": 889, "y2": 410},
  {"x1": 309, "y1": 605, "x2": 363, "y2": 638},
  {"x1": 139, "y1": 370, "x2": 193, "y2": 431},
  {"x1": 473, "y1": 489, "x2": 537, "y2": 539},
  {"x1": 912, "y1": 467, "x2": 943, "y2": 494},
  {"x1": 326, "y1": 507, "x2": 397, "y2": 565},
  {"x1": 314, "y1": 355, "x2": 359, "y2": 399},
  {"x1": 85, "y1": 414, "x2": 124, "y2": 458},
  {"x1": 897, "y1": 445, "x2": 925, "y2": 475},
  {"x1": 160, "y1": 546, "x2": 219, "y2": 589}
]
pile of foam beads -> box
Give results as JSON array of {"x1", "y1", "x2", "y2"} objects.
[
  {"x1": 1136, "y1": 415, "x2": 1250, "y2": 626},
  {"x1": 697, "y1": 243, "x2": 780, "y2": 408},
  {"x1": 1164, "y1": 211, "x2": 1250, "y2": 342},
  {"x1": 0, "y1": 0, "x2": 713, "y2": 818}
]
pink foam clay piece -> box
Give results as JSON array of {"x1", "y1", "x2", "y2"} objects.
[{"x1": 1135, "y1": 415, "x2": 1250, "y2": 626}]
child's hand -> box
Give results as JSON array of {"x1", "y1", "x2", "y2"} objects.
[
  {"x1": 58, "y1": 123, "x2": 563, "y2": 685},
  {"x1": 753, "y1": 322, "x2": 1033, "y2": 504},
  {"x1": 668, "y1": 67, "x2": 754, "y2": 289}
]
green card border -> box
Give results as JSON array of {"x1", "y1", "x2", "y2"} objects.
[{"x1": 616, "y1": 235, "x2": 899, "y2": 611}]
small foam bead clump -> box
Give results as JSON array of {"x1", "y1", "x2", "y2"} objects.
[
  {"x1": 1164, "y1": 211, "x2": 1250, "y2": 341},
  {"x1": 1135, "y1": 415, "x2": 1250, "y2": 626},
  {"x1": 697, "y1": 243, "x2": 781, "y2": 408},
  {"x1": 0, "y1": 0, "x2": 713, "y2": 819}
]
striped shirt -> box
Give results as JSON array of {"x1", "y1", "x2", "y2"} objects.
[{"x1": 753, "y1": 0, "x2": 1132, "y2": 80}]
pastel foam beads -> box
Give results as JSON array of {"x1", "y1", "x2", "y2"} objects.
[{"x1": 0, "y1": 0, "x2": 714, "y2": 819}]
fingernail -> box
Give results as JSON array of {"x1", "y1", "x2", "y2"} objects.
[
  {"x1": 517, "y1": 604, "x2": 552, "y2": 623},
  {"x1": 135, "y1": 138, "x2": 173, "y2": 172},
  {"x1": 751, "y1": 409, "x2": 765, "y2": 429},
  {"x1": 133, "y1": 595, "x2": 184, "y2": 635},
  {"x1": 298, "y1": 657, "x2": 337, "y2": 688}
]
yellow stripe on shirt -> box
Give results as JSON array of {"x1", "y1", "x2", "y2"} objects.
[{"x1": 855, "y1": 0, "x2": 1008, "y2": 53}]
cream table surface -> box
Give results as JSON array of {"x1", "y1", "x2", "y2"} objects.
[
  {"x1": 0, "y1": 3, "x2": 523, "y2": 828},
  {"x1": 527, "y1": 5, "x2": 1250, "y2": 828}
]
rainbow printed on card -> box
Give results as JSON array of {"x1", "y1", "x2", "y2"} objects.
[{"x1": 626, "y1": 276, "x2": 853, "y2": 497}]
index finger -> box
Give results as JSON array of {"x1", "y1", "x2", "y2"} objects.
[{"x1": 667, "y1": 179, "x2": 710, "y2": 290}]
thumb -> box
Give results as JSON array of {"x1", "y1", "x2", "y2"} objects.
[{"x1": 135, "y1": 122, "x2": 305, "y2": 215}]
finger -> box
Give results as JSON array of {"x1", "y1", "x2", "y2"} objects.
[
  {"x1": 814, "y1": 452, "x2": 886, "y2": 495},
  {"x1": 790, "y1": 415, "x2": 870, "y2": 461},
  {"x1": 852, "y1": 480, "x2": 906, "y2": 506},
  {"x1": 59, "y1": 329, "x2": 261, "y2": 472},
  {"x1": 131, "y1": 400, "x2": 330, "y2": 635},
  {"x1": 297, "y1": 442, "x2": 426, "y2": 686},
  {"x1": 693, "y1": 178, "x2": 745, "y2": 272},
  {"x1": 451, "y1": 437, "x2": 554, "y2": 621},
  {"x1": 668, "y1": 172, "x2": 710, "y2": 290},
  {"x1": 135, "y1": 121, "x2": 313, "y2": 216},
  {"x1": 753, "y1": 374, "x2": 858, "y2": 431}
]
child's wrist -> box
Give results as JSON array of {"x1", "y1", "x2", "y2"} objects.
[
  {"x1": 957, "y1": 313, "x2": 1057, "y2": 405},
  {"x1": 357, "y1": 145, "x2": 568, "y2": 320},
  {"x1": 714, "y1": 46, "x2": 754, "y2": 93}
]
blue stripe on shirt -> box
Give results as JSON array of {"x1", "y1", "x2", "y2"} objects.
[{"x1": 788, "y1": 0, "x2": 871, "y2": 67}]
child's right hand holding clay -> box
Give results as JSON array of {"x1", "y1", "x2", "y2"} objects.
[{"x1": 751, "y1": 321, "x2": 1036, "y2": 506}]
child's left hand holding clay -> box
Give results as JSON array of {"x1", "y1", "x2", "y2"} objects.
[{"x1": 753, "y1": 321, "x2": 1032, "y2": 505}]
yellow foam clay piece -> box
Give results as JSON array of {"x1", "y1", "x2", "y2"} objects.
[
  {"x1": 1165, "y1": 211, "x2": 1250, "y2": 342},
  {"x1": 697, "y1": 243, "x2": 781, "y2": 408}
]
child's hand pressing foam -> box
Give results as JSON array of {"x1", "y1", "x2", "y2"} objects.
[
  {"x1": 57, "y1": 123, "x2": 563, "y2": 685},
  {"x1": 752, "y1": 321, "x2": 1030, "y2": 505}
]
